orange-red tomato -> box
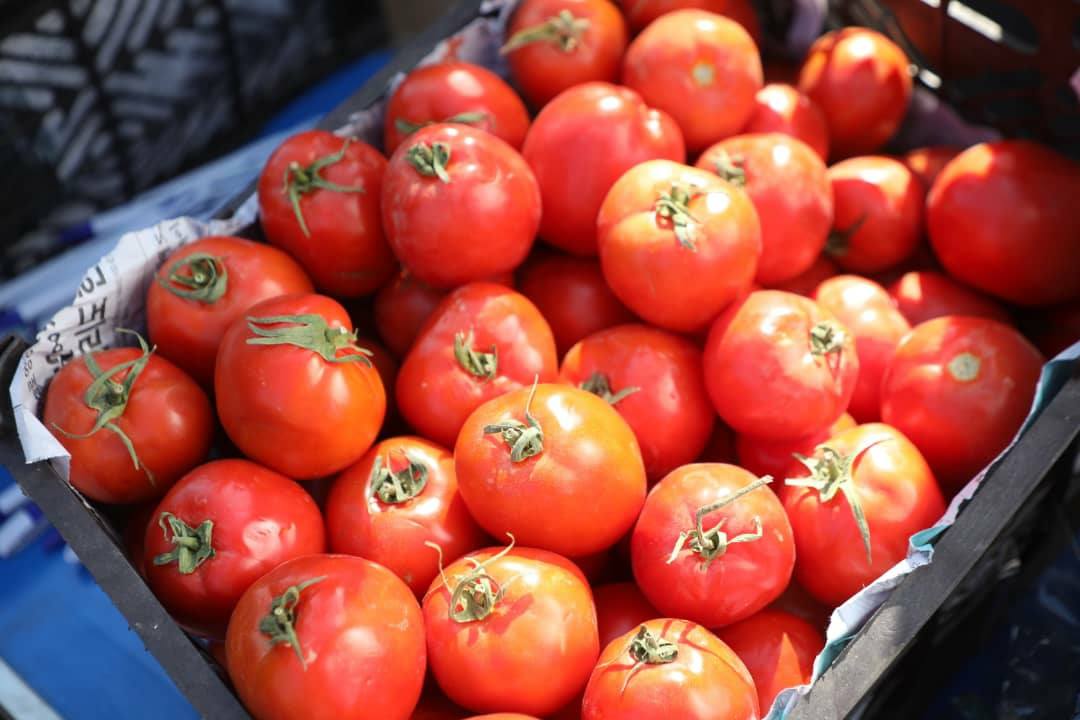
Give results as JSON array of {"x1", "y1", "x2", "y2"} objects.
[
  {"x1": 742, "y1": 83, "x2": 829, "y2": 160},
  {"x1": 768, "y1": 255, "x2": 838, "y2": 297},
  {"x1": 374, "y1": 269, "x2": 448, "y2": 357},
  {"x1": 593, "y1": 582, "x2": 660, "y2": 649},
  {"x1": 886, "y1": 270, "x2": 1012, "y2": 327},
  {"x1": 622, "y1": 0, "x2": 762, "y2": 45},
  {"x1": 736, "y1": 412, "x2": 855, "y2": 481},
  {"x1": 901, "y1": 145, "x2": 961, "y2": 189}
]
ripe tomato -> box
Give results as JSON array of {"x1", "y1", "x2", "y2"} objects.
[
  {"x1": 582, "y1": 618, "x2": 758, "y2": 720},
  {"x1": 593, "y1": 582, "x2": 660, "y2": 648},
  {"x1": 503, "y1": 0, "x2": 628, "y2": 108},
  {"x1": 704, "y1": 290, "x2": 859, "y2": 440},
  {"x1": 226, "y1": 554, "x2": 426, "y2": 720},
  {"x1": 631, "y1": 464, "x2": 794, "y2": 627},
  {"x1": 797, "y1": 28, "x2": 911, "y2": 158},
  {"x1": 396, "y1": 282, "x2": 557, "y2": 448},
  {"x1": 43, "y1": 332, "x2": 212, "y2": 504},
  {"x1": 735, "y1": 412, "x2": 855, "y2": 481},
  {"x1": 382, "y1": 124, "x2": 540, "y2": 288},
  {"x1": 215, "y1": 293, "x2": 386, "y2": 479},
  {"x1": 927, "y1": 140, "x2": 1080, "y2": 306},
  {"x1": 559, "y1": 324, "x2": 714, "y2": 480},
  {"x1": 768, "y1": 254, "x2": 838, "y2": 296},
  {"x1": 522, "y1": 82, "x2": 685, "y2": 255},
  {"x1": 901, "y1": 145, "x2": 961, "y2": 189},
  {"x1": 455, "y1": 383, "x2": 646, "y2": 556},
  {"x1": 143, "y1": 459, "x2": 325, "y2": 637},
  {"x1": 717, "y1": 609, "x2": 824, "y2": 712},
  {"x1": 622, "y1": 10, "x2": 762, "y2": 153},
  {"x1": 597, "y1": 159, "x2": 761, "y2": 333},
  {"x1": 623, "y1": 0, "x2": 760, "y2": 41},
  {"x1": 781, "y1": 423, "x2": 945, "y2": 605},
  {"x1": 887, "y1": 270, "x2": 1011, "y2": 327},
  {"x1": 374, "y1": 269, "x2": 447, "y2": 357},
  {"x1": 697, "y1": 133, "x2": 832, "y2": 285},
  {"x1": 258, "y1": 130, "x2": 394, "y2": 297},
  {"x1": 383, "y1": 61, "x2": 530, "y2": 154},
  {"x1": 742, "y1": 83, "x2": 829, "y2": 160},
  {"x1": 1022, "y1": 301, "x2": 1080, "y2": 358},
  {"x1": 881, "y1": 316, "x2": 1043, "y2": 491},
  {"x1": 326, "y1": 436, "x2": 487, "y2": 595},
  {"x1": 423, "y1": 542, "x2": 599, "y2": 715}
]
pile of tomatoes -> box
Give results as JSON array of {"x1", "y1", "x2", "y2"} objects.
[{"x1": 39, "y1": 0, "x2": 1080, "y2": 718}]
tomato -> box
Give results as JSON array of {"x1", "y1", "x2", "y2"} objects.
[
  {"x1": 396, "y1": 282, "x2": 557, "y2": 448},
  {"x1": 423, "y1": 542, "x2": 599, "y2": 715},
  {"x1": 373, "y1": 269, "x2": 447, "y2": 357},
  {"x1": 622, "y1": 10, "x2": 762, "y2": 153},
  {"x1": 1022, "y1": 301, "x2": 1080, "y2": 358},
  {"x1": 382, "y1": 124, "x2": 540, "y2": 289},
  {"x1": 881, "y1": 316, "x2": 1043, "y2": 491},
  {"x1": 781, "y1": 423, "x2": 945, "y2": 605},
  {"x1": 927, "y1": 140, "x2": 1080, "y2": 306},
  {"x1": 258, "y1": 130, "x2": 394, "y2": 297},
  {"x1": 522, "y1": 82, "x2": 685, "y2": 256},
  {"x1": 742, "y1": 83, "x2": 829, "y2": 160},
  {"x1": 704, "y1": 290, "x2": 859, "y2": 440},
  {"x1": 622, "y1": 0, "x2": 762, "y2": 44},
  {"x1": 886, "y1": 270, "x2": 1012, "y2": 327},
  {"x1": 455, "y1": 383, "x2": 646, "y2": 556},
  {"x1": 901, "y1": 145, "x2": 961, "y2": 189},
  {"x1": 43, "y1": 332, "x2": 212, "y2": 504},
  {"x1": 582, "y1": 618, "x2": 758, "y2": 720},
  {"x1": 597, "y1": 159, "x2": 761, "y2": 333},
  {"x1": 383, "y1": 61, "x2": 530, "y2": 154},
  {"x1": 503, "y1": 0, "x2": 628, "y2": 108},
  {"x1": 717, "y1": 609, "x2": 824, "y2": 712},
  {"x1": 697, "y1": 133, "x2": 831, "y2": 285},
  {"x1": 559, "y1": 324, "x2": 714, "y2": 480},
  {"x1": 215, "y1": 293, "x2": 386, "y2": 479},
  {"x1": 593, "y1": 582, "x2": 660, "y2": 649},
  {"x1": 226, "y1": 554, "x2": 425, "y2": 720},
  {"x1": 735, "y1": 412, "x2": 855, "y2": 481},
  {"x1": 698, "y1": 421, "x2": 737, "y2": 463},
  {"x1": 797, "y1": 28, "x2": 911, "y2": 158},
  {"x1": 143, "y1": 459, "x2": 325, "y2": 637},
  {"x1": 768, "y1": 255, "x2": 838, "y2": 296},
  {"x1": 517, "y1": 251, "x2": 634, "y2": 356}
]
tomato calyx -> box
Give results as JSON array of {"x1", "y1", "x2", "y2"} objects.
[
  {"x1": 406, "y1": 141, "x2": 452, "y2": 183},
  {"x1": 394, "y1": 111, "x2": 489, "y2": 138},
  {"x1": 667, "y1": 475, "x2": 772, "y2": 570},
  {"x1": 454, "y1": 330, "x2": 499, "y2": 380},
  {"x1": 368, "y1": 452, "x2": 429, "y2": 504},
  {"x1": 712, "y1": 150, "x2": 747, "y2": 189},
  {"x1": 283, "y1": 139, "x2": 366, "y2": 238},
  {"x1": 655, "y1": 184, "x2": 702, "y2": 250},
  {"x1": 809, "y1": 320, "x2": 847, "y2": 368},
  {"x1": 156, "y1": 253, "x2": 228, "y2": 304},
  {"x1": 483, "y1": 380, "x2": 544, "y2": 462},
  {"x1": 825, "y1": 214, "x2": 867, "y2": 257},
  {"x1": 427, "y1": 534, "x2": 518, "y2": 623},
  {"x1": 152, "y1": 512, "x2": 215, "y2": 574},
  {"x1": 259, "y1": 576, "x2": 326, "y2": 669},
  {"x1": 600, "y1": 625, "x2": 679, "y2": 695},
  {"x1": 579, "y1": 371, "x2": 640, "y2": 406},
  {"x1": 501, "y1": 9, "x2": 591, "y2": 54},
  {"x1": 246, "y1": 313, "x2": 374, "y2": 365},
  {"x1": 947, "y1": 352, "x2": 981, "y2": 382}
]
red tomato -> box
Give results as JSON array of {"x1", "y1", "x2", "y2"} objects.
[
  {"x1": 717, "y1": 609, "x2": 824, "y2": 712},
  {"x1": 144, "y1": 459, "x2": 325, "y2": 637},
  {"x1": 826, "y1": 156, "x2": 922, "y2": 274},
  {"x1": 382, "y1": 124, "x2": 540, "y2": 289},
  {"x1": 374, "y1": 269, "x2": 447, "y2": 357},
  {"x1": 697, "y1": 133, "x2": 832, "y2": 285},
  {"x1": 593, "y1": 582, "x2": 660, "y2": 649},
  {"x1": 881, "y1": 316, "x2": 1043, "y2": 491},
  {"x1": 736, "y1": 412, "x2": 855, "y2": 481},
  {"x1": 455, "y1": 384, "x2": 646, "y2": 556},
  {"x1": 768, "y1": 255, "x2": 838, "y2": 296},
  {"x1": 622, "y1": 10, "x2": 762, "y2": 153},
  {"x1": 623, "y1": 0, "x2": 762, "y2": 44},
  {"x1": 258, "y1": 130, "x2": 394, "y2": 297},
  {"x1": 559, "y1": 324, "x2": 714, "y2": 480},
  {"x1": 582, "y1": 618, "x2": 758, "y2": 720},
  {"x1": 503, "y1": 0, "x2": 628, "y2": 108},
  {"x1": 797, "y1": 28, "x2": 911, "y2": 158},
  {"x1": 901, "y1": 145, "x2": 961, "y2": 189},
  {"x1": 704, "y1": 290, "x2": 859, "y2": 440},
  {"x1": 698, "y1": 421, "x2": 737, "y2": 463},
  {"x1": 927, "y1": 140, "x2": 1080, "y2": 306},
  {"x1": 522, "y1": 82, "x2": 685, "y2": 256},
  {"x1": 1022, "y1": 301, "x2": 1080, "y2": 358},
  {"x1": 215, "y1": 293, "x2": 386, "y2": 479},
  {"x1": 356, "y1": 334, "x2": 397, "y2": 408},
  {"x1": 742, "y1": 83, "x2": 829, "y2": 160},
  {"x1": 383, "y1": 61, "x2": 530, "y2": 154},
  {"x1": 43, "y1": 333, "x2": 212, "y2": 504},
  {"x1": 887, "y1": 270, "x2": 1012, "y2": 327},
  {"x1": 597, "y1": 159, "x2": 761, "y2": 332},
  {"x1": 781, "y1": 423, "x2": 945, "y2": 605},
  {"x1": 396, "y1": 282, "x2": 557, "y2": 448},
  {"x1": 423, "y1": 543, "x2": 599, "y2": 715},
  {"x1": 226, "y1": 554, "x2": 425, "y2": 720}
]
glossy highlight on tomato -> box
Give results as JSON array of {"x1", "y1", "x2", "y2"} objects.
[{"x1": 742, "y1": 83, "x2": 829, "y2": 160}]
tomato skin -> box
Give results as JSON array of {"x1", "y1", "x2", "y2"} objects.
[
  {"x1": 582, "y1": 618, "x2": 758, "y2": 720},
  {"x1": 622, "y1": 10, "x2": 763, "y2": 153},
  {"x1": 522, "y1": 82, "x2": 686, "y2": 256},
  {"x1": 887, "y1": 270, "x2": 1011, "y2": 327},
  {"x1": 927, "y1": 140, "x2": 1080, "y2": 306},
  {"x1": 598, "y1": 159, "x2": 761, "y2": 333},
  {"x1": 383, "y1": 61, "x2": 530, "y2": 154},
  {"x1": 735, "y1": 412, "x2": 855, "y2": 481},
  {"x1": 559, "y1": 324, "x2": 714, "y2": 481},
  {"x1": 258, "y1": 130, "x2": 394, "y2": 297},
  {"x1": 781, "y1": 423, "x2": 945, "y2": 605},
  {"x1": 623, "y1": 0, "x2": 761, "y2": 41},
  {"x1": 593, "y1": 582, "x2": 660, "y2": 648},
  {"x1": 215, "y1": 293, "x2": 386, "y2": 479},
  {"x1": 742, "y1": 83, "x2": 829, "y2": 160},
  {"x1": 797, "y1": 28, "x2": 911, "y2": 158},
  {"x1": 768, "y1": 255, "x2": 838, "y2": 297},
  {"x1": 226, "y1": 554, "x2": 426, "y2": 720},
  {"x1": 143, "y1": 459, "x2": 325, "y2": 637},
  {"x1": 704, "y1": 290, "x2": 859, "y2": 440},
  {"x1": 881, "y1": 316, "x2": 1043, "y2": 491},
  {"x1": 423, "y1": 545, "x2": 599, "y2": 715},
  {"x1": 901, "y1": 145, "x2": 961, "y2": 189},
  {"x1": 698, "y1": 133, "x2": 832, "y2": 285},
  {"x1": 396, "y1": 283, "x2": 557, "y2": 448},
  {"x1": 455, "y1": 384, "x2": 646, "y2": 556},
  {"x1": 373, "y1": 270, "x2": 447, "y2": 357},
  {"x1": 43, "y1": 347, "x2": 212, "y2": 504}
]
